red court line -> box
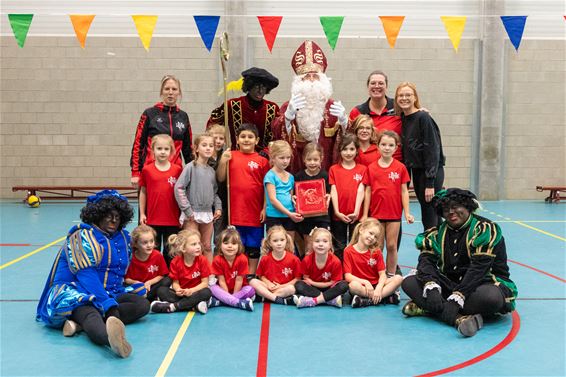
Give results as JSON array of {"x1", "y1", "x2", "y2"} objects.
[
  {"x1": 416, "y1": 311, "x2": 521, "y2": 377},
  {"x1": 0, "y1": 244, "x2": 31, "y2": 246},
  {"x1": 256, "y1": 303, "x2": 271, "y2": 377},
  {"x1": 509, "y1": 259, "x2": 566, "y2": 283}
]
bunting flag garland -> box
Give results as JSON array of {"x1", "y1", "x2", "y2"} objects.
[
  {"x1": 500, "y1": 16, "x2": 528, "y2": 51},
  {"x1": 69, "y1": 15, "x2": 95, "y2": 48},
  {"x1": 319, "y1": 16, "x2": 344, "y2": 50},
  {"x1": 194, "y1": 16, "x2": 220, "y2": 51},
  {"x1": 379, "y1": 16, "x2": 405, "y2": 48},
  {"x1": 8, "y1": 14, "x2": 34, "y2": 48},
  {"x1": 257, "y1": 16, "x2": 283, "y2": 52},
  {"x1": 132, "y1": 15, "x2": 158, "y2": 51},
  {"x1": 440, "y1": 16, "x2": 467, "y2": 52}
]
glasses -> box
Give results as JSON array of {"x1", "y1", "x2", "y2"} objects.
[{"x1": 398, "y1": 94, "x2": 414, "y2": 99}]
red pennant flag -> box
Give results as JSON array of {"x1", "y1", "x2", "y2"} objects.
[{"x1": 257, "y1": 16, "x2": 283, "y2": 53}]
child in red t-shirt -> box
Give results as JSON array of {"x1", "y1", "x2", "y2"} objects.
[
  {"x1": 150, "y1": 230, "x2": 212, "y2": 314},
  {"x1": 249, "y1": 226, "x2": 301, "y2": 305},
  {"x1": 293, "y1": 228, "x2": 348, "y2": 308},
  {"x1": 328, "y1": 134, "x2": 369, "y2": 259},
  {"x1": 139, "y1": 134, "x2": 183, "y2": 265},
  {"x1": 217, "y1": 124, "x2": 270, "y2": 274},
  {"x1": 352, "y1": 114, "x2": 380, "y2": 167},
  {"x1": 363, "y1": 130, "x2": 414, "y2": 277},
  {"x1": 125, "y1": 225, "x2": 170, "y2": 302},
  {"x1": 343, "y1": 218, "x2": 403, "y2": 307},
  {"x1": 208, "y1": 228, "x2": 255, "y2": 311}
]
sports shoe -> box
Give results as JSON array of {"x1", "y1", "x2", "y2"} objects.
[
  {"x1": 456, "y1": 314, "x2": 484, "y2": 337},
  {"x1": 283, "y1": 296, "x2": 296, "y2": 305},
  {"x1": 402, "y1": 300, "x2": 426, "y2": 317},
  {"x1": 62, "y1": 320, "x2": 82, "y2": 337},
  {"x1": 208, "y1": 296, "x2": 222, "y2": 308},
  {"x1": 326, "y1": 295, "x2": 342, "y2": 308},
  {"x1": 196, "y1": 301, "x2": 208, "y2": 314},
  {"x1": 297, "y1": 296, "x2": 317, "y2": 309},
  {"x1": 150, "y1": 300, "x2": 175, "y2": 314},
  {"x1": 351, "y1": 295, "x2": 372, "y2": 308},
  {"x1": 292, "y1": 295, "x2": 300, "y2": 305},
  {"x1": 385, "y1": 291, "x2": 401, "y2": 305},
  {"x1": 106, "y1": 316, "x2": 132, "y2": 358},
  {"x1": 237, "y1": 298, "x2": 254, "y2": 312}
]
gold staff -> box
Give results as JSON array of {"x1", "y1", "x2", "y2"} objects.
[{"x1": 219, "y1": 32, "x2": 231, "y2": 225}]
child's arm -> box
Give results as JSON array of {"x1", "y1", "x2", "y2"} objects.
[
  {"x1": 216, "y1": 150, "x2": 231, "y2": 182},
  {"x1": 304, "y1": 276, "x2": 333, "y2": 289},
  {"x1": 233, "y1": 276, "x2": 244, "y2": 294},
  {"x1": 139, "y1": 187, "x2": 148, "y2": 225},
  {"x1": 371, "y1": 270, "x2": 387, "y2": 303},
  {"x1": 265, "y1": 182, "x2": 303, "y2": 222},
  {"x1": 172, "y1": 280, "x2": 184, "y2": 296},
  {"x1": 331, "y1": 185, "x2": 350, "y2": 223},
  {"x1": 260, "y1": 195, "x2": 267, "y2": 223},
  {"x1": 280, "y1": 278, "x2": 298, "y2": 288},
  {"x1": 361, "y1": 186, "x2": 371, "y2": 221},
  {"x1": 217, "y1": 275, "x2": 230, "y2": 292},
  {"x1": 124, "y1": 278, "x2": 140, "y2": 285},
  {"x1": 344, "y1": 272, "x2": 373, "y2": 288},
  {"x1": 174, "y1": 165, "x2": 194, "y2": 219},
  {"x1": 401, "y1": 183, "x2": 415, "y2": 224},
  {"x1": 144, "y1": 275, "x2": 164, "y2": 290},
  {"x1": 260, "y1": 276, "x2": 278, "y2": 291},
  {"x1": 184, "y1": 276, "x2": 209, "y2": 296},
  {"x1": 348, "y1": 183, "x2": 365, "y2": 221}
]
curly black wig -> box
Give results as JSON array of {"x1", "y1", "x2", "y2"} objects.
[
  {"x1": 80, "y1": 196, "x2": 134, "y2": 231},
  {"x1": 432, "y1": 188, "x2": 479, "y2": 217}
]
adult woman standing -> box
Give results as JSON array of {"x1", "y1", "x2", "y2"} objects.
[
  {"x1": 130, "y1": 75, "x2": 192, "y2": 188},
  {"x1": 36, "y1": 190, "x2": 150, "y2": 358},
  {"x1": 395, "y1": 82, "x2": 445, "y2": 230}
]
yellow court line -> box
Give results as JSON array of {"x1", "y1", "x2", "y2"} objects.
[
  {"x1": 512, "y1": 221, "x2": 566, "y2": 242},
  {"x1": 0, "y1": 236, "x2": 65, "y2": 270},
  {"x1": 155, "y1": 311, "x2": 195, "y2": 377}
]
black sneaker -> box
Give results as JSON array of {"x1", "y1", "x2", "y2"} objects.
[
  {"x1": 456, "y1": 314, "x2": 484, "y2": 337},
  {"x1": 384, "y1": 291, "x2": 400, "y2": 305},
  {"x1": 208, "y1": 297, "x2": 222, "y2": 308},
  {"x1": 351, "y1": 295, "x2": 372, "y2": 308},
  {"x1": 238, "y1": 298, "x2": 254, "y2": 311},
  {"x1": 150, "y1": 301, "x2": 175, "y2": 313},
  {"x1": 283, "y1": 296, "x2": 296, "y2": 305}
]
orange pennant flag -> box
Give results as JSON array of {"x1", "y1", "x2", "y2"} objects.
[
  {"x1": 441, "y1": 16, "x2": 467, "y2": 52},
  {"x1": 132, "y1": 15, "x2": 158, "y2": 51},
  {"x1": 69, "y1": 15, "x2": 95, "y2": 48},
  {"x1": 379, "y1": 16, "x2": 405, "y2": 48}
]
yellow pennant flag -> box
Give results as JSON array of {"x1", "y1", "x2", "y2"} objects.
[
  {"x1": 69, "y1": 15, "x2": 95, "y2": 48},
  {"x1": 379, "y1": 16, "x2": 405, "y2": 49},
  {"x1": 441, "y1": 16, "x2": 467, "y2": 52},
  {"x1": 132, "y1": 15, "x2": 158, "y2": 51}
]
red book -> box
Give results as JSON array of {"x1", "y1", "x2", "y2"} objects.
[{"x1": 295, "y1": 179, "x2": 328, "y2": 217}]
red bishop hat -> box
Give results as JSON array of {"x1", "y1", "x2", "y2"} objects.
[{"x1": 291, "y1": 40, "x2": 328, "y2": 75}]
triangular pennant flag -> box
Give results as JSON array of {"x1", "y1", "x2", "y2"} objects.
[
  {"x1": 132, "y1": 15, "x2": 158, "y2": 51},
  {"x1": 500, "y1": 16, "x2": 528, "y2": 51},
  {"x1": 257, "y1": 16, "x2": 283, "y2": 52},
  {"x1": 440, "y1": 16, "x2": 467, "y2": 52},
  {"x1": 379, "y1": 16, "x2": 405, "y2": 49},
  {"x1": 194, "y1": 16, "x2": 220, "y2": 51},
  {"x1": 69, "y1": 15, "x2": 95, "y2": 48},
  {"x1": 319, "y1": 16, "x2": 344, "y2": 50},
  {"x1": 8, "y1": 14, "x2": 33, "y2": 48}
]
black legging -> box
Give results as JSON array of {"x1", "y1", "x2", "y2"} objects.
[
  {"x1": 70, "y1": 293, "x2": 150, "y2": 346},
  {"x1": 150, "y1": 225, "x2": 180, "y2": 266},
  {"x1": 156, "y1": 286, "x2": 212, "y2": 311},
  {"x1": 402, "y1": 275, "x2": 508, "y2": 317},
  {"x1": 330, "y1": 220, "x2": 358, "y2": 260},
  {"x1": 410, "y1": 167, "x2": 445, "y2": 230},
  {"x1": 146, "y1": 276, "x2": 172, "y2": 302},
  {"x1": 295, "y1": 280, "x2": 349, "y2": 302}
]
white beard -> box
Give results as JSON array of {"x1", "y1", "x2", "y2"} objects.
[{"x1": 291, "y1": 73, "x2": 333, "y2": 142}]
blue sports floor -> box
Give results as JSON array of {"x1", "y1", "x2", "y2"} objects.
[{"x1": 1, "y1": 200, "x2": 564, "y2": 377}]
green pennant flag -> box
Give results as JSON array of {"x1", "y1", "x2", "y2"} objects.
[
  {"x1": 8, "y1": 14, "x2": 34, "y2": 48},
  {"x1": 319, "y1": 16, "x2": 344, "y2": 50}
]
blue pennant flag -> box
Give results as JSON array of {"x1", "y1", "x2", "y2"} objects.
[
  {"x1": 194, "y1": 15, "x2": 220, "y2": 51},
  {"x1": 500, "y1": 16, "x2": 528, "y2": 51}
]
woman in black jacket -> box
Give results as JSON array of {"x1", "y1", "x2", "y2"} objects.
[{"x1": 394, "y1": 82, "x2": 445, "y2": 230}]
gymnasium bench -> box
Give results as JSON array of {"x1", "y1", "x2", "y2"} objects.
[
  {"x1": 12, "y1": 186, "x2": 137, "y2": 201},
  {"x1": 536, "y1": 186, "x2": 566, "y2": 203}
]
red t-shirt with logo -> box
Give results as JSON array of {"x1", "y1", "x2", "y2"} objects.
[
  {"x1": 125, "y1": 250, "x2": 169, "y2": 282},
  {"x1": 343, "y1": 245, "x2": 385, "y2": 285},
  {"x1": 211, "y1": 253, "x2": 249, "y2": 293},
  {"x1": 367, "y1": 159, "x2": 410, "y2": 220},
  {"x1": 355, "y1": 144, "x2": 380, "y2": 167},
  {"x1": 256, "y1": 251, "x2": 302, "y2": 284},
  {"x1": 300, "y1": 252, "x2": 343, "y2": 282},
  {"x1": 328, "y1": 163, "x2": 368, "y2": 221},
  {"x1": 169, "y1": 254, "x2": 211, "y2": 289},
  {"x1": 139, "y1": 163, "x2": 183, "y2": 226},
  {"x1": 228, "y1": 151, "x2": 270, "y2": 227}
]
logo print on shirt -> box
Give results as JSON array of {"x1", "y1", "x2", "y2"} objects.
[
  {"x1": 176, "y1": 121, "x2": 185, "y2": 131},
  {"x1": 388, "y1": 171, "x2": 400, "y2": 182},
  {"x1": 248, "y1": 161, "x2": 259, "y2": 170},
  {"x1": 147, "y1": 265, "x2": 159, "y2": 274},
  {"x1": 168, "y1": 176, "x2": 177, "y2": 187},
  {"x1": 156, "y1": 117, "x2": 163, "y2": 123},
  {"x1": 231, "y1": 271, "x2": 238, "y2": 279},
  {"x1": 353, "y1": 173, "x2": 363, "y2": 182},
  {"x1": 322, "y1": 271, "x2": 332, "y2": 281},
  {"x1": 191, "y1": 271, "x2": 201, "y2": 279},
  {"x1": 281, "y1": 267, "x2": 293, "y2": 277},
  {"x1": 368, "y1": 258, "x2": 377, "y2": 267}
]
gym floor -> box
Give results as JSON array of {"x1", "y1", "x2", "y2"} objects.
[{"x1": 0, "y1": 200, "x2": 564, "y2": 377}]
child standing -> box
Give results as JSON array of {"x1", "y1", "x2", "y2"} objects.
[
  {"x1": 217, "y1": 124, "x2": 270, "y2": 274},
  {"x1": 207, "y1": 124, "x2": 227, "y2": 169},
  {"x1": 264, "y1": 140, "x2": 303, "y2": 238},
  {"x1": 343, "y1": 218, "x2": 403, "y2": 307},
  {"x1": 207, "y1": 124, "x2": 228, "y2": 241},
  {"x1": 328, "y1": 134, "x2": 368, "y2": 259},
  {"x1": 208, "y1": 228, "x2": 255, "y2": 311},
  {"x1": 150, "y1": 230, "x2": 212, "y2": 314},
  {"x1": 352, "y1": 115, "x2": 380, "y2": 167},
  {"x1": 294, "y1": 228, "x2": 348, "y2": 308},
  {"x1": 293, "y1": 143, "x2": 331, "y2": 256},
  {"x1": 125, "y1": 225, "x2": 171, "y2": 302},
  {"x1": 249, "y1": 226, "x2": 301, "y2": 305},
  {"x1": 363, "y1": 130, "x2": 414, "y2": 276},
  {"x1": 139, "y1": 134, "x2": 183, "y2": 265},
  {"x1": 175, "y1": 134, "x2": 222, "y2": 263}
]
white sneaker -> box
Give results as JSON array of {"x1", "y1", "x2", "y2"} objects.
[
  {"x1": 62, "y1": 320, "x2": 82, "y2": 337},
  {"x1": 106, "y1": 316, "x2": 132, "y2": 358},
  {"x1": 196, "y1": 301, "x2": 208, "y2": 314}
]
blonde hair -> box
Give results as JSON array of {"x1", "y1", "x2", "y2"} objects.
[
  {"x1": 192, "y1": 133, "x2": 214, "y2": 163},
  {"x1": 160, "y1": 75, "x2": 182, "y2": 98},
  {"x1": 351, "y1": 115, "x2": 378, "y2": 144},
  {"x1": 151, "y1": 134, "x2": 175, "y2": 152},
  {"x1": 302, "y1": 142, "x2": 324, "y2": 162},
  {"x1": 214, "y1": 227, "x2": 245, "y2": 256},
  {"x1": 208, "y1": 124, "x2": 225, "y2": 136},
  {"x1": 168, "y1": 229, "x2": 201, "y2": 258},
  {"x1": 268, "y1": 140, "x2": 293, "y2": 164},
  {"x1": 261, "y1": 225, "x2": 294, "y2": 255},
  {"x1": 309, "y1": 227, "x2": 334, "y2": 253},
  {"x1": 394, "y1": 81, "x2": 421, "y2": 115},
  {"x1": 130, "y1": 224, "x2": 156, "y2": 253},
  {"x1": 348, "y1": 218, "x2": 383, "y2": 252}
]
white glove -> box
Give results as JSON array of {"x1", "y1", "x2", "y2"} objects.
[
  {"x1": 329, "y1": 100, "x2": 348, "y2": 127},
  {"x1": 284, "y1": 94, "x2": 306, "y2": 121}
]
